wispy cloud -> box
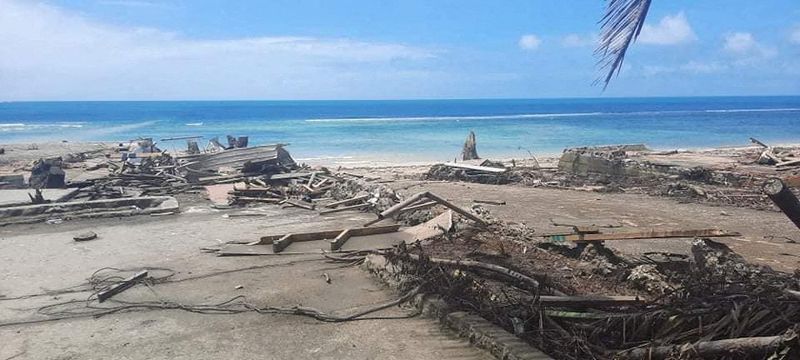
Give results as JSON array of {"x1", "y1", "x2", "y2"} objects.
[
  {"x1": 723, "y1": 32, "x2": 777, "y2": 63},
  {"x1": 518, "y1": 34, "x2": 541, "y2": 51},
  {"x1": 639, "y1": 12, "x2": 697, "y2": 45},
  {"x1": 0, "y1": 0, "x2": 437, "y2": 100},
  {"x1": 96, "y1": 0, "x2": 174, "y2": 9},
  {"x1": 790, "y1": 25, "x2": 800, "y2": 45},
  {"x1": 560, "y1": 33, "x2": 597, "y2": 48}
]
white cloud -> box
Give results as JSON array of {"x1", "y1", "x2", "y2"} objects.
[
  {"x1": 639, "y1": 12, "x2": 697, "y2": 45},
  {"x1": 723, "y1": 32, "x2": 777, "y2": 62},
  {"x1": 641, "y1": 60, "x2": 728, "y2": 76},
  {"x1": 0, "y1": 0, "x2": 437, "y2": 100},
  {"x1": 680, "y1": 61, "x2": 728, "y2": 74},
  {"x1": 97, "y1": 0, "x2": 173, "y2": 8},
  {"x1": 790, "y1": 26, "x2": 800, "y2": 45},
  {"x1": 724, "y1": 32, "x2": 757, "y2": 53},
  {"x1": 561, "y1": 33, "x2": 597, "y2": 48},
  {"x1": 518, "y1": 34, "x2": 542, "y2": 51}
]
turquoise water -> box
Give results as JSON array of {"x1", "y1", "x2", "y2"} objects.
[{"x1": 1, "y1": 97, "x2": 799, "y2": 163}]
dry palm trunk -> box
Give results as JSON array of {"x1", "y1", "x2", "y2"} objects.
[{"x1": 618, "y1": 330, "x2": 798, "y2": 359}]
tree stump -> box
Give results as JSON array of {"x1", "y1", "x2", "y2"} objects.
[{"x1": 461, "y1": 131, "x2": 479, "y2": 161}]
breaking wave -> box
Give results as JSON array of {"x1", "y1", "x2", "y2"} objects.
[
  {"x1": 704, "y1": 108, "x2": 800, "y2": 113},
  {"x1": 305, "y1": 107, "x2": 800, "y2": 123},
  {"x1": 0, "y1": 122, "x2": 85, "y2": 131}
]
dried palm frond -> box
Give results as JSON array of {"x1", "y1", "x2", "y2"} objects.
[{"x1": 595, "y1": 0, "x2": 652, "y2": 89}]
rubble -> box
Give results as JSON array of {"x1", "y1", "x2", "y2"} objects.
[{"x1": 424, "y1": 142, "x2": 800, "y2": 210}]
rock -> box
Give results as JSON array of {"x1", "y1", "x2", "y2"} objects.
[{"x1": 73, "y1": 231, "x2": 98, "y2": 242}]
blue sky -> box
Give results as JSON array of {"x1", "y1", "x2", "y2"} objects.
[{"x1": 1, "y1": 0, "x2": 799, "y2": 100}]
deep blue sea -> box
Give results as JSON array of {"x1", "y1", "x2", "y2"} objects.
[{"x1": 1, "y1": 97, "x2": 799, "y2": 164}]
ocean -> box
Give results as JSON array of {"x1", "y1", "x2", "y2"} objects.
[{"x1": 1, "y1": 97, "x2": 799, "y2": 165}]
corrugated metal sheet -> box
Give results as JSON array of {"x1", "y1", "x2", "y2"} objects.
[{"x1": 179, "y1": 144, "x2": 295, "y2": 173}]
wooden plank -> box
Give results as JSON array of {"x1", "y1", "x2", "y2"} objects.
[
  {"x1": 443, "y1": 163, "x2": 507, "y2": 173},
  {"x1": 284, "y1": 199, "x2": 315, "y2": 210},
  {"x1": 538, "y1": 295, "x2": 641, "y2": 307},
  {"x1": 233, "y1": 197, "x2": 283, "y2": 203},
  {"x1": 323, "y1": 194, "x2": 370, "y2": 208},
  {"x1": 319, "y1": 202, "x2": 370, "y2": 215},
  {"x1": 257, "y1": 224, "x2": 400, "y2": 245},
  {"x1": 776, "y1": 158, "x2": 800, "y2": 167},
  {"x1": 97, "y1": 270, "x2": 148, "y2": 303},
  {"x1": 546, "y1": 229, "x2": 740, "y2": 243},
  {"x1": 473, "y1": 199, "x2": 506, "y2": 205},
  {"x1": 270, "y1": 172, "x2": 315, "y2": 180}
]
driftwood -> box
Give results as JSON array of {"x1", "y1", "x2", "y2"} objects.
[
  {"x1": 619, "y1": 331, "x2": 797, "y2": 359},
  {"x1": 763, "y1": 177, "x2": 800, "y2": 229},
  {"x1": 404, "y1": 253, "x2": 564, "y2": 296}
]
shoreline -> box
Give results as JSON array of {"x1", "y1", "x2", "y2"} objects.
[{"x1": 3, "y1": 140, "x2": 800, "y2": 169}]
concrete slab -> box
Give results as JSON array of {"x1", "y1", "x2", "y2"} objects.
[{"x1": 0, "y1": 188, "x2": 79, "y2": 207}]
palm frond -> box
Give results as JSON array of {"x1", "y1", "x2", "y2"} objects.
[{"x1": 595, "y1": 0, "x2": 652, "y2": 89}]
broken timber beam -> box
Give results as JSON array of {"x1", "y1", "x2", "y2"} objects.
[
  {"x1": 763, "y1": 177, "x2": 800, "y2": 229},
  {"x1": 329, "y1": 225, "x2": 402, "y2": 250},
  {"x1": 424, "y1": 192, "x2": 487, "y2": 227},
  {"x1": 97, "y1": 270, "x2": 148, "y2": 303},
  {"x1": 546, "y1": 229, "x2": 739, "y2": 243},
  {"x1": 750, "y1": 137, "x2": 769, "y2": 148},
  {"x1": 443, "y1": 163, "x2": 507, "y2": 173},
  {"x1": 537, "y1": 295, "x2": 641, "y2": 307},
  {"x1": 397, "y1": 200, "x2": 438, "y2": 213},
  {"x1": 324, "y1": 194, "x2": 370, "y2": 208},
  {"x1": 473, "y1": 199, "x2": 506, "y2": 205},
  {"x1": 776, "y1": 158, "x2": 800, "y2": 168},
  {"x1": 319, "y1": 203, "x2": 370, "y2": 215},
  {"x1": 258, "y1": 224, "x2": 401, "y2": 252},
  {"x1": 364, "y1": 191, "x2": 486, "y2": 227}
]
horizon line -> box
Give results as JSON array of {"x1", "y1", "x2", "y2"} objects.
[{"x1": 3, "y1": 94, "x2": 800, "y2": 103}]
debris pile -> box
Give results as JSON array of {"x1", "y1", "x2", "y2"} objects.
[
  {"x1": 424, "y1": 142, "x2": 800, "y2": 210},
  {"x1": 366, "y1": 217, "x2": 800, "y2": 360}
]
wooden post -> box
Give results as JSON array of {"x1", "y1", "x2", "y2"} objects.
[{"x1": 763, "y1": 177, "x2": 800, "y2": 230}]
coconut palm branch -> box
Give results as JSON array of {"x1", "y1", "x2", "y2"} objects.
[{"x1": 595, "y1": 0, "x2": 653, "y2": 89}]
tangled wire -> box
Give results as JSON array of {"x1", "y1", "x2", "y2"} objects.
[{"x1": 0, "y1": 258, "x2": 421, "y2": 328}]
